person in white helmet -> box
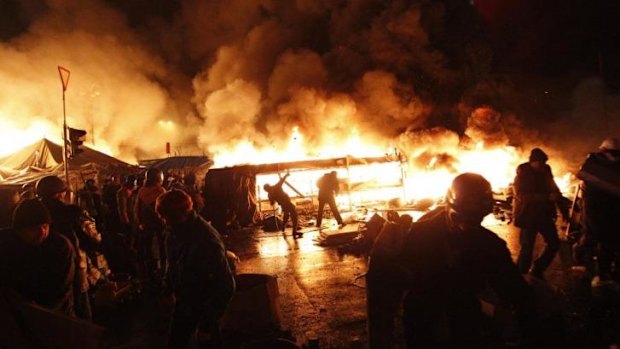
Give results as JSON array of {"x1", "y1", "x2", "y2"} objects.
[{"x1": 577, "y1": 137, "x2": 620, "y2": 281}]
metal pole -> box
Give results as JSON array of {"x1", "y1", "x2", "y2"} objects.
[
  {"x1": 399, "y1": 152, "x2": 407, "y2": 203},
  {"x1": 62, "y1": 89, "x2": 70, "y2": 190}
]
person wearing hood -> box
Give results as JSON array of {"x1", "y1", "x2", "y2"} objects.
[{"x1": 513, "y1": 148, "x2": 568, "y2": 280}]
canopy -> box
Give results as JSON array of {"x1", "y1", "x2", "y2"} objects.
[{"x1": 0, "y1": 138, "x2": 137, "y2": 187}]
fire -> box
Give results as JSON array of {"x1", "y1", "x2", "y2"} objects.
[
  {"x1": 215, "y1": 127, "x2": 573, "y2": 207},
  {"x1": 213, "y1": 126, "x2": 389, "y2": 168},
  {"x1": 0, "y1": 117, "x2": 117, "y2": 160},
  {"x1": 0, "y1": 118, "x2": 57, "y2": 157}
]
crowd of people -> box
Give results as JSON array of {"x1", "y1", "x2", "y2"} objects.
[
  {"x1": 0, "y1": 168, "x2": 235, "y2": 348},
  {"x1": 0, "y1": 137, "x2": 619, "y2": 348}
]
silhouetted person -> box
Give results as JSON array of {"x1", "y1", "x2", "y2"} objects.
[
  {"x1": 78, "y1": 179, "x2": 103, "y2": 228},
  {"x1": 367, "y1": 173, "x2": 536, "y2": 348},
  {"x1": 316, "y1": 171, "x2": 345, "y2": 229},
  {"x1": 102, "y1": 175, "x2": 122, "y2": 233},
  {"x1": 0, "y1": 198, "x2": 76, "y2": 316},
  {"x1": 177, "y1": 172, "x2": 204, "y2": 214},
  {"x1": 37, "y1": 175, "x2": 92, "y2": 319},
  {"x1": 156, "y1": 189, "x2": 235, "y2": 349},
  {"x1": 577, "y1": 137, "x2": 620, "y2": 281},
  {"x1": 263, "y1": 171, "x2": 301, "y2": 238},
  {"x1": 513, "y1": 148, "x2": 568, "y2": 280},
  {"x1": 134, "y1": 169, "x2": 166, "y2": 278},
  {"x1": 117, "y1": 175, "x2": 135, "y2": 234}
]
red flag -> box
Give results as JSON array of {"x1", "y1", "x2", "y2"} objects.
[{"x1": 58, "y1": 66, "x2": 71, "y2": 91}]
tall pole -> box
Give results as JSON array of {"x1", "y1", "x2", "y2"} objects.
[
  {"x1": 58, "y1": 66, "x2": 71, "y2": 189},
  {"x1": 62, "y1": 89, "x2": 69, "y2": 187}
]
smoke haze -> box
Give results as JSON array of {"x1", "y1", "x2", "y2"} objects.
[{"x1": 0, "y1": 0, "x2": 616, "y2": 170}]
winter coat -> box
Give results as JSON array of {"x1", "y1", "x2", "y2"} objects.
[
  {"x1": 579, "y1": 152, "x2": 620, "y2": 247},
  {"x1": 512, "y1": 162, "x2": 562, "y2": 229},
  {"x1": 317, "y1": 173, "x2": 339, "y2": 200},
  {"x1": 163, "y1": 212, "x2": 235, "y2": 329},
  {"x1": 0, "y1": 228, "x2": 76, "y2": 316},
  {"x1": 367, "y1": 207, "x2": 534, "y2": 347}
]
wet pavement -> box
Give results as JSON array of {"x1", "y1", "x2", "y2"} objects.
[{"x1": 99, "y1": 215, "x2": 620, "y2": 349}]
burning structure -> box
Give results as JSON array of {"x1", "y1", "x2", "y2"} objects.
[{"x1": 204, "y1": 153, "x2": 404, "y2": 229}]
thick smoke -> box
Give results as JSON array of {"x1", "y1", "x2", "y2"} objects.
[
  {"x1": 0, "y1": 0, "x2": 616, "y2": 169},
  {"x1": 0, "y1": 0, "x2": 192, "y2": 161}
]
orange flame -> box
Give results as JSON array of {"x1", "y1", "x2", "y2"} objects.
[{"x1": 214, "y1": 127, "x2": 573, "y2": 206}]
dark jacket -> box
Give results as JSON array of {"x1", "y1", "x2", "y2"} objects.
[
  {"x1": 579, "y1": 152, "x2": 620, "y2": 247},
  {"x1": 0, "y1": 229, "x2": 75, "y2": 316},
  {"x1": 317, "y1": 173, "x2": 339, "y2": 200},
  {"x1": 512, "y1": 162, "x2": 562, "y2": 229},
  {"x1": 41, "y1": 198, "x2": 91, "y2": 317},
  {"x1": 163, "y1": 212, "x2": 235, "y2": 327},
  {"x1": 401, "y1": 209, "x2": 530, "y2": 302},
  {"x1": 367, "y1": 208, "x2": 534, "y2": 347}
]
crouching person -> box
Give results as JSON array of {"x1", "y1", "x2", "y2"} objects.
[{"x1": 156, "y1": 189, "x2": 235, "y2": 349}]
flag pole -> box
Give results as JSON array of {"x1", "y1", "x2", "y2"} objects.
[{"x1": 58, "y1": 66, "x2": 71, "y2": 191}]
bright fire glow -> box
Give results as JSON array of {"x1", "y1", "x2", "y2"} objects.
[
  {"x1": 0, "y1": 118, "x2": 59, "y2": 157},
  {"x1": 213, "y1": 127, "x2": 388, "y2": 168},
  {"x1": 0, "y1": 116, "x2": 116, "y2": 159},
  {"x1": 215, "y1": 127, "x2": 573, "y2": 208}
]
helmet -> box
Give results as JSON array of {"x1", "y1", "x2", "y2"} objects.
[
  {"x1": 446, "y1": 173, "x2": 494, "y2": 227},
  {"x1": 156, "y1": 189, "x2": 193, "y2": 223},
  {"x1": 599, "y1": 137, "x2": 620, "y2": 151},
  {"x1": 145, "y1": 168, "x2": 164, "y2": 185},
  {"x1": 36, "y1": 175, "x2": 67, "y2": 198}
]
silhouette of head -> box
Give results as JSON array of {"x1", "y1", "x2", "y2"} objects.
[
  {"x1": 36, "y1": 175, "x2": 67, "y2": 199},
  {"x1": 446, "y1": 173, "x2": 494, "y2": 230},
  {"x1": 156, "y1": 189, "x2": 193, "y2": 225},
  {"x1": 529, "y1": 148, "x2": 548, "y2": 163},
  {"x1": 12, "y1": 198, "x2": 52, "y2": 245}
]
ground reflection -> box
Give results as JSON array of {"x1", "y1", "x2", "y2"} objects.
[{"x1": 257, "y1": 231, "x2": 324, "y2": 258}]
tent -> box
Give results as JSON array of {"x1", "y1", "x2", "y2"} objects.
[{"x1": 0, "y1": 138, "x2": 137, "y2": 188}]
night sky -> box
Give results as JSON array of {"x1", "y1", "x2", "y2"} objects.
[{"x1": 2, "y1": 1, "x2": 614, "y2": 77}]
